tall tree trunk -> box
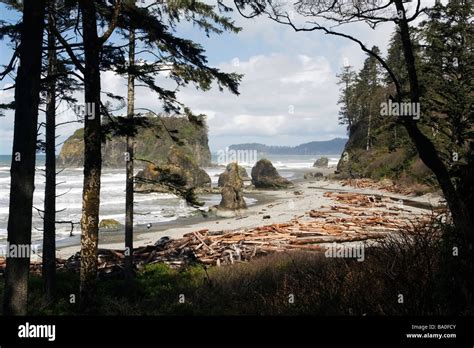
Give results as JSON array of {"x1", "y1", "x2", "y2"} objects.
[
  {"x1": 125, "y1": 24, "x2": 135, "y2": 281},
  {"x1": 345, "y1": 79, "x2": 352, "y2": 132},
  {"x1": 3, "y1": 0, "x2": 46, "y2": 316},
  {"x1": 79, "y1": 0, "x2": 102, "y2": 310},
  {"x1": 43, "y1": 0, "x2": 57, "y2": 303},
  {"x1": 366, "y1": 105, "x2": 371, "y2": 151}
]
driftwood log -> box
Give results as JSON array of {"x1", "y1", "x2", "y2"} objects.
[{"x1": 0, "y1": 190, "x2": 427, "y2": 277}]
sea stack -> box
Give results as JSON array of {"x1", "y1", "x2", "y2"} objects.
[
  {"x1": 218, "y1": 163, "x2": 251, "y2": 187},
  {"x1": 313, "y1": 156, "x2": 329, "y2": 168},
  {"x1": 251, "y1": 159, "x2": 292, "y2": 189},
  {"x1": 218, "y1": 162, "x2": 247, "y2": 211},
  {"x1": 134, "y1": 146, "x2": 211, "y2": 193}
]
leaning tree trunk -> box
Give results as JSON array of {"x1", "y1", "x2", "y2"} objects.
[
  {"x1": 43, "y1": 0, "x2": 58, "y2": 303},
  {"x1": 79, "y1": 0, "x2": 102, "y2": 310},
  {"x1": 3, "y1": 0, "x2": 46, "y2": 316},
  {"x1": 125, "y1": 24, "x2": 135, "y2": 281}
]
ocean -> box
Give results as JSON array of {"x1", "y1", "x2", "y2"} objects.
[{"x1": 0, "y1": 154, "x2": 340, "y2": 251}]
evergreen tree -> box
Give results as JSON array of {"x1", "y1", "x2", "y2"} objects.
[
  {"x1": 383, "y1": 30, "x2": 411, "y2": 151},
  {"x1": 2, "y1": 0, "x2": 46, "y2": 315},
  {"x1": 76, "y1": 0, "x2": 113, "y2": 310},
  {"x1": 385, "y1": 30, "x2": 409, "y2": 96},
  {"x1": 336, "y1": 65, "x2": 357, "y2": 135},
  {"x1": 419, "y1": 0, "x2": 474, "y2": 239},
  {"x1": 124, "y1": 3, "x2": 135, "y2": 282},
  {"x1": 354, "y1": 46, "x2": 384, "y2": 151},
  {"x1": 42, "y1": 0, "x2": 58, "y2": 303},
  {"x1": 420, "y1": 0, "x2": 473, "y2": 149}
]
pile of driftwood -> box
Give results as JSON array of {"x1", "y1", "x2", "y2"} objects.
[
  {"x1": 341, "y1": 178, "x2": 414, "y2": 195},
  {"x1": 58, "y1": 192, "x2": 417, "y2": 273},
  {"x1": 61, "y1": 220, "x2": 390, "y2": 274},
  {"x1": 0, "y1": 190, "x2": 422, "y2": 276},
  {"x1": 323, "y1": 191, "x2": 386, "y2": 208}
]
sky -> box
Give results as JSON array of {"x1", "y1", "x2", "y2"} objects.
[{"x1": 0, "y1": 0, "x2": 433, "y2": 154}]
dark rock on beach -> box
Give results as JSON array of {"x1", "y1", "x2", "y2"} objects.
[
  {"x1": 313, "y1": 156, "x2": 329, "y2": 168},
  {"x1": 251, "y1": 159, "x2": 292, "y2": 189}
]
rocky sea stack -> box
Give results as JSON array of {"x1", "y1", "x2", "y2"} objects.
[
  {"x1": 313, "y1": 156, "x2": 329, "y2": 168},
  {"x1": 134, "y1": 146, "x2": 211, "y2": 193},
  {"x1": 251, "y1": 159, "x2": 292, "y2": 189},
  {"x1": 218, "y1": 163, "x2": 250, "y2": 187},
  {"x1": 58, "y1": 115, "x2": 211, "y2": 167},
  {"x1": 218, "y1": 162, "x2": 247, "y2": 211}
]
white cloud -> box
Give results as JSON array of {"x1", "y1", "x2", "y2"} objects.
[
  {"x1": 280, "y1": 55, "x2": 331, "y2": 86},
  {"x1": 175, "y1": 53, "x2": 345, "y2": 149}
]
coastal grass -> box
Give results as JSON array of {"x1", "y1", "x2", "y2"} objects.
[{"x1": 0, "y1": 217, "x2": 470, "y2": 315}]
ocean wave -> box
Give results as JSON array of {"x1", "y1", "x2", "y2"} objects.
[
  {"x1": 99, "y1": 212, "x2": 179, "y2": 225},
  {"x1": 274, "y1": 162, "x2": 313, "y2": 169}
]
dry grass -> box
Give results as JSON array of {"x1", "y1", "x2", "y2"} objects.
[{"x1": 189, "y1": 212, "x2": 469, "y2": 315}]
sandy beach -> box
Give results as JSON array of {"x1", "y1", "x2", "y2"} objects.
[{"x1": 55, "y1": 168, "x2": 442, "y2": 259}]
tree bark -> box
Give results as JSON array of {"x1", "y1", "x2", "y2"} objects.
[
  {"x1": 3, "y1": 0, "x2": 46, "y2": 316},
  {"x1": 79, "y1": 0, "x2": 102, "y2": 310},
  {"x1": 125, "y1": 24, "x2": 135, "y2": 281},
  {"x1": 43, "y1": 0, "x2": 57, "y2": 303},
  {"x1": 366, "y1": 105, "x2": 371, "y2": 151}
]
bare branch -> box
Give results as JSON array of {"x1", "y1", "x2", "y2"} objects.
[
  {"x1": 52, "y1": 26, "x2": 86, "y2": 74},
  {"x1": 0, "y1": 48, "x2": 19, "y2": 81},
  {"x1": 266, "y1": 12, "x2": 402, "y2": 97},
  {"x1": 99, "y1": 0, "x2": 122, "y2": 44}
]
